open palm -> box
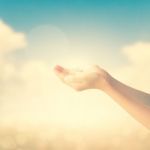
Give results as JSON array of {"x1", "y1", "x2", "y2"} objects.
[{"x1": 54, "y1": 65, "x2": 108, "y2": 91}]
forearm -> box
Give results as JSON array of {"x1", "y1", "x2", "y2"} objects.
[{"x1": 100, "y1": 74, "x2": 150, "y2": 129}]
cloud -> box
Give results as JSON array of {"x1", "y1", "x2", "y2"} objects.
[
  {"x1": 116, "y1": 41, "x2": 150, "y2": 95},
  {"x1": 0, "y1": 20, "x2": 27, "y2": 93},
  {"x1": 122, "y1": 42, "x2": 150, "y2": 65},
  {"x1": 0, "y1": 20, "x2": 149, "y2": 134},
  {"x1": 0, "y1": 20, "x2": 27, "y2": 56},
  {"x1": 0, "y1": 19, "x2": 150, "y2": 150}
]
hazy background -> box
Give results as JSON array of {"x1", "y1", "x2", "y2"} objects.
[{"x1": 0, "y1": 0, "x2": 150, "y2": 149}]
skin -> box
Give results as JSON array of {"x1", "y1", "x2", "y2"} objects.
[{"x1": 54, "y1": 65, "x2": 150, "y2": 129}]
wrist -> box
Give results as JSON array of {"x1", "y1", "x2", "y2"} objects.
[{"x1": 96, "y1": 70, "x2": 114, "y2": 92}]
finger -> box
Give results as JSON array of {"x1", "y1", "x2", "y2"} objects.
[
  {"x1": 54, "y1": 65, "x2": 65, "y2": 72},
  {"x1": 54, "y1": 65, "x2": 69, "y2": 80}
]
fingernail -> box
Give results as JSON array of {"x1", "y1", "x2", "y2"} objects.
[{"x1": 55, "y1": 65, "x2": 64, "y2": 72}]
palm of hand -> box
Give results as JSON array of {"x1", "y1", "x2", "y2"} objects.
[{"x1": 54, "y1": 65, "x2": 103, "y2": 91}]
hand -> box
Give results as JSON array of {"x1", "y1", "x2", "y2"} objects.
[{"x1": 54, "y1": 65, "x2": 109, "y2": 91}]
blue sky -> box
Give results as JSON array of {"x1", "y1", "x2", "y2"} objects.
[
  {"x1": 1, "y1": 0, "x2": 150, "y2": 38},
  {"x1": 0, "y1": 0, "x2": 150, "y2": 66}
]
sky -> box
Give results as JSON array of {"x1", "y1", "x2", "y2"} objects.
[
  {"x1": 1, "y1": 0, "x2": 150, "y2": 66},
  {"x1": 0, "y1": 0, "x2": 150, "y2": 135}
]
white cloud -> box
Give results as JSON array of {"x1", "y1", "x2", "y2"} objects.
[
  {"x1": 122, "y1": 42, "x2": 150, "y2": 65},
  {"x1": 0, "y1": 20, "x2": 27, "y2": 93},
  {"x1": 116, "y1": 41, "x2": 150, "y2": 94},
  {"x1": 0, "y1": 20, "x2": 149, "y2": 134},
  {"x1": 0, "y1": 19, "x2": 150, "y2": 150},
  {"x1": 0, "y1": 20, "x2": 27, "y2": 56}
]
